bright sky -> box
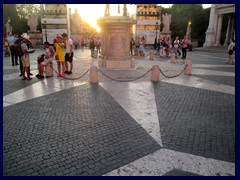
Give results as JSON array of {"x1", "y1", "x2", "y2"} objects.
[{"x1": 68, "y1": 4, "x2": 211, "y2": 32}]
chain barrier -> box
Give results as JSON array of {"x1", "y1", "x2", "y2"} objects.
[
  {"x1": 159, "y1": 64, "x2": 188, "y2": 78},
  {"x1": 98, "y1": 68, "x2": 152, "y2": 82},
  {"x1": 176, "y1": 58, "x2": 186, "y2": 65},
  {"x1": 154, "y1": 54, "x2": 171, "y2": 61},
  {"x1": 51, "y1": 66, "x2": 89, "y2": 80}
]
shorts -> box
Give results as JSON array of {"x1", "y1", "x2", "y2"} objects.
[
  {"x1": 65, "y1": 52, "x2": 74, "y2": 62},
  {"x1": 228, "y1": 50, "x2": 233, "y2": 55},
  {"x1": 21, "y1": 56, "x2": 30, "y2": 67},
  {"x1": 41, "y1": 58, "x2": 52, "y2": 66}
]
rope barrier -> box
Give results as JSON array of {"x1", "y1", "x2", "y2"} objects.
[
  {"x1": 159, "y1": 64, "x2": 188, "y2": 78},
  {"x1": 51, "y1": 66, "x2": 89, "y2": 80},
  {"x1": 98, "y1": 68, "x2": 152, "y2": 82}
]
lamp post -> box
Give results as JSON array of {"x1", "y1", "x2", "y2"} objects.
[
  {"x1": 44, "y1": 20, "x2": 48, "y2": 42},
  {"x1": 187, "y1": 20, "x2": 192, "y2": 51},
  {"x1": 187, "y1": 20, "x2": 192, "y2": 39},
  {"x1": 154, "y1": 22, "x2": 158, "y2": 49},
  {"x1": 156, "y1": 22, "x2": 158, "y2": 40}
]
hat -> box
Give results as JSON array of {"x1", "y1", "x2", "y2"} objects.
[
  {"x1": 56, "y1": 34, "x2": 63, "y2": 39},
  {"x1": 21, "y1": 33, "x2": 30, "y2": 40}
]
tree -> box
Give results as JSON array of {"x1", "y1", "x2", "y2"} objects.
[
  {"x1": 16, "y1": 4, "x2": 40, "y2": 20},
  {"x1": 3, "y1": 4, "x2": 41, "y2": 37},
  {"x1": 160, "y1": 4, "x2": 210, "y2": 46},
  {"x1": 3, "y1": 4, "x2": 22, "y2": 36}
]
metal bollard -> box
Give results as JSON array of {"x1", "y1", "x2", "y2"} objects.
[
  {"x1": 185, "y1": 57, "x2": 192, "y2": 75},
  {"x1": 150, "y1": 52, "x2": 154, "y2": 60},
  {"x1": 171, "y1": 53, "x2": 176, "y2": 64},
  {"x1": 151, "y1": 65, "x2": 160, "y2": 82},
  {"x1": 90, "y1": 65, "x2": 98, "y2": 83}
]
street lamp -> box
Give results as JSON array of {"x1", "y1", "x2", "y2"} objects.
[
  {"x1": 187, "y1": 20, "x2": 192, "y2": 51},
  {"x1": 44, "y1": 20, "x2": 48, "y2": 42},
  {"x1": 187, "y1": 20, "x2": 192, "y2": 39},
  {"x1": 154, "y1": 22, "x2": 158, "y2": 49},
  {"x1": 156, "y1": 22, "x2": 158, "y2": 40}
]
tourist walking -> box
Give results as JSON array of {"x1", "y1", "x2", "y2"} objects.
[
  {"x1": 226, "y1": 39, "x2": 235, "y2": 65},
  {"x1": 3, "y1": 38, "x2": 10, "y2": 57},
  {"x1": 139, "y1": 37, "x2": 145, "y2": 57},
  {"x1": 96, "y1": 37, "x2": 101, "y2": 54},
  {"x1": 62, "y1": 33, "x2": 74, "y2": 74},
  {"x1": 54, "y1": 35, "x2": 65, "y2": 77},
  {"x1": 181, "y1": 36, "x2": 189, "y2": 59},
  {"x1": 36, "y1": 41, "x2": 55, "y2": 79},
  {"x1": 90, "y1": 37, "x2": 95, "y2": 57},
  {"x1": 6, "y1": 32, "x2": 18, "y2": 66},
  {"x1": 165, "y1": 37, "x2": 172, "y2": 57},
  {"x1": 74, "y1": 39, "x2": 78, "y2": 50},
  {"x1": 20, "y1": 33, "x2": 35, "y2": 80},
  {"x1": 160, "y1": 37, "x2": 166, "y2": 58},
  {"x1": 156, "y1": 39, "x2": 161, "y2": 55},
  {"x1": 173, "y1": 36, "x2": 181, "y2": 57}
]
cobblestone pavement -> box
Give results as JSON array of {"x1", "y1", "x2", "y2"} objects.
[{"x1": 3, "y1": 46, "x2": 235, "y2": 176}]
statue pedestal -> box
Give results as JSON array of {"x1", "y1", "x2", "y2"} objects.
[
  {"x1": 28, "y1": 30, "x2": 42, "y2": 46},
  {"x1": 97, "y1": 16, "x2": 135, "y2": 69},
  {"x1": 160, "y1": 31, "x2": 172, "y2": 39}
]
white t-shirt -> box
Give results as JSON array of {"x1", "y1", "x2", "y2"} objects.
[
  {"x1": 174, "y1": 40, "x2": 180, "y2": 48},
  {"x1": 21, "y1": 43, "x2": 29, "y2": 59},
  {"x1": 66, "y1": 38, "x2": 73, "y2": 53}
]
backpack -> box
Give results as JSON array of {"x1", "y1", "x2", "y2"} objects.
[{"x1": 14, "y1": 39, "x2": 24, "y2": 57}]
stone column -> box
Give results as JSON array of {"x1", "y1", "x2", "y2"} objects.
[
  {"x1": 230, "y1": 18, "x2": 235, "y2": 41},
  {"x1": 203, "y1": 5, "x2": 217, "y2": 47},
  {"x1": 214, "y1": 14, "x2": 223, "y2": 46},
  {"x1": 224, "y1": 17, "x2": 231, "y2": 46}
]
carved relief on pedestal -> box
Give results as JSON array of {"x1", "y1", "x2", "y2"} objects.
[{"x1": 109, "y1": 32, "x2": 126, "y2": 56}]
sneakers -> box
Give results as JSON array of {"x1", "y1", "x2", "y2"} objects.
[
  {"x1": 64, "y1": 71, "x2": 72, "y2": 74},
  {"x1": 57, "y1": 73, "x2": 65, "y2": 77},
  {"x1": 37, "y1": 75, "x2": 44, "y2": 79}
]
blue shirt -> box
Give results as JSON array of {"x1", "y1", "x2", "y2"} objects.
[{"x1": 6, "y1": 36, "x2": 17, "y2": 46}]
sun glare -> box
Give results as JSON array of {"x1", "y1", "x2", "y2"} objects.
[
  {"x1": 68, "y1": 4, "x2": 212, "y2": 32},
  {"x1": 68, "y1": 4, "x2": 136, "y2": 32}
]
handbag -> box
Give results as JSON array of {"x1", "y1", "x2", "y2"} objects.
[{"x1": 55, "y1": 54, "x2": 59, "y2": 60}]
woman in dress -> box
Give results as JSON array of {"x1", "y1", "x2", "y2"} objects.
[
  {"x1": 139, "y1": 37, "x2": 145, "y2": 57},
  {"x1": 54, "y1": 35, "x2": 65, "y2": 77}
]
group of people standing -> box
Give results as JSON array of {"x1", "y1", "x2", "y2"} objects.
[
  {"x1": 36, "y1": 33, "x2": 74, "y2": 79},
  {"x1": 156, "y1": 36, "x2": 190, "y2": 59},
  {"x1": 5, "y1": 31, "x2": 74, "y2": 80},
  {"x1": 130, "y1": 36, "x2": 146, "y2": 57},
  {"x1": 89, "y1": 36, "x2": 101, "y2": 57}
]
